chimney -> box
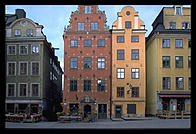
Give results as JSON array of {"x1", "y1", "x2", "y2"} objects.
[{"x1": 15, "y1": 9, "x2": 26, "y2": 19}]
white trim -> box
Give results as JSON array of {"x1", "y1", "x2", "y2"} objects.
[
  {"x1": 18, "y1": 83, "x2": 28, "y2": 97},
  {"x1": 134, "y1": 15, "x2": 138, "y2": 29},
  {"x1": 6, "y1": 83, "x2": 16, "y2": 97},
  {"x1": 118, "y1": 16, "x2": 122, "y2": 29},
  {"x1": 31, "y1": 61, "x2": 40, "y2": 76},
  {"x1": 7, "y1": 45, "x2": 16, "y2": 55},
  {"x1": 18, "y1": 61, "x2": 28, "y2": 76},
  {"x1": 7, "y1": 61, "x2": 16, "y2": 76},
  {"x1": 30, "y1": 83, "x2": 40, "y2": 97},
  {"x1": 19, "y1": 44, "x2": 28, "y2": 55}
]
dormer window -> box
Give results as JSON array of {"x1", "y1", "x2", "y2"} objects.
[
  {"x1": 169, "y1": 22, "x2": 176, "y2": 29},
  {"x1": 14, "y1": 29, "x2": 21, "y2": 36},
  {"x1": 26, "y1": 29, "x2": 33, "y2": 36},
  {"x1": 84, "y1": 6, "x2": 92, "y2": 14},
  {"x1": 175, "y1": 6, "x2": 182, "y2": 15}
]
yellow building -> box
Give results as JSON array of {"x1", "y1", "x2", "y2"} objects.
[
  {"x1": 146, "y1": 5, "x2": 191, "y2": 116},
  {"x1": 111, "y1": 6, "x2": 146, "y2": 118}
]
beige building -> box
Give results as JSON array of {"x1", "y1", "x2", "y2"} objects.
[
  {"x1": 111, "y1": 6, "x2": 146, "y2": 118},
  {"x1": 146, "y1": 5, "x2": 191, "y2": 116}
]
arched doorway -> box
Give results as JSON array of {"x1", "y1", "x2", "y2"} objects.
[{"x1": 84, "y1": 104, "x2": 91, "y2": 118}]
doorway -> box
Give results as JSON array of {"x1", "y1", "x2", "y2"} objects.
[
  {"x1": 84, "y1": 104, "x2": 91, "y2": 118},
  {"x1": 115, "y1": 105, "x2": 122, "y2": 118},
  {"x1": 98, "y1": 104, "x2": 107, "y2": 119}
]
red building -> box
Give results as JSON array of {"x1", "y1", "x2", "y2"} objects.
[{"x1": 63, "y1": 5, "x2": 111, "y2": 119}]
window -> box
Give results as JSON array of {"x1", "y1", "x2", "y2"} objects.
[
  {"x1": 97, "y1": 57, "x2": 105, "y2": 69},
  {"x1": 117, "y1": 36, "x2": 124, "y2": 43},
  {"x1": 31, "y1": 62, "x2": 40, "y2": 75},
  {"x1": 91, "y1": 22, "x2": 99, "y2": 31},
  {"x1": 175, "y1": 7, "x2": 182, "y2": 15},
  {"x1": 70, "y1": 40, "x2": 78, "y2": 47},
  {"x1": 176, "y1": 77, "x2": 184, "y2": 89},
  {"x1": 182, "y1": 22, "x2": 190, "y2": 29},
  {"x1": 83, "y1": 57, "x2": 92, "y2": 69},
  {"x1": 97, "y1": 80, "x2": 105, "y2": 92},
  {"x1": 97, "y1": 39, "x2": 105, "y2": 47},
  {"x1": 131, "y1": 87, "x2": 139, "y2": 97},
  {"x1": 7, "y1": 45, "x2": 16, "y2": 55},
  {"x1": 162, "y1": 56, "x2": 170, "y2": 68},
  {"x1": 84, "y1": 80, "x2": 91, "y2": 92},
  {"x1": 132, "y1": 68, "x2": 139, "y2": 79},
  {"x1": 84, "y1": 39, "x2": 92, "y2": 47},
  {"x1": 26, "y1": 29, "x2": 33, "y2": 36},
  {"x1": 188, "y1": 39, "x2": 191, "y2": 48},
  {"x1": 188, "y1": 56, "x2": 191, "y2": 68},
  {"x1": 31, "y1": 83, "x2": 39, "y2": 97},
  {"x1": 32, "y1": 45, "x2": 40, "y2": 54},
  {"x1": 126, "y1": 11, "x2": 130, "y2": 15},
  {"x1": 117, "y1": 68, "x2": 125, "y2": 79},
  {"x1": 19, "y1": 83, "x2": 27, "y2": 97},
  {"x1": 14, "y1": 29, "x2": 21, "y2": 36},
  {"x1": 131, "y1": 36, "x2": 139, "y2": 42},
  {"x1": 131, "y1": 49, "x2": 139, "y2": 60},
  {"x1": 70, "y1": 57, "x2": 78, "y2": 69},
  {"x1": 162, "y1": 39, "x2": 170, "y2": 48},
  {"x1": 117, "y1": 87, "x2": 124, "y2": 98},
  {"x1": 175, "y1": 56, "x2": 183, "y2": 68},
  {"x1": 125, "y1": 21, "x2": 131, "y2": 28},
  {"x1": 19, "y1": 45, "x2": 28, "y2": 55},
  {"x1": 84, "y1": 6, "x2": 92, "y2": 14},
  {"x1": 162, "y1": 77, "x2": 171, "y2": 90},
  {"x1": 19, "y1": 62, "x2": 28, "y2": 75},
  {"x1": 77, "y1": 22, "x2": 85, "y2": 31},
  {"x1": 70, "y1": 80, "x2": 77, "y2": 91},
  {"x1": 7, "y1": 62, "x2": 16, "y2": 76},
  {"x1": 117, "y1": 50, "x2": 124, "y2": 60},
  {"x1": 175, "y1": 39, "x2": 183, "y2": 48},
  {"x1": 7, "y1": 83, "x2": 15, "y2": 97},
  {"x1": 170, "y1": 22, "x2": 176, "y2": 29},
  {"x1": 189, "y1": 77, "x2": 191, "y2": 90},
  {"x1": 127, "y1": 104, "x2": 136, "y2": 114}
]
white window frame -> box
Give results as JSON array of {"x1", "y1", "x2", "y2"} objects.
[
  {"x1": 30, "y1": 83, "x2": 40, "y2": 97},
  {"x1": 18, "y1": 83, "x2": 28, "y2": 97},
  {"x1": 7, "y1": 62, "x2": 16, "y2": 76},
  {"x1": 18, "y1": 61, "x2": 28, "y2": 76},
  {"x1": 6, "y1": 83, "x2": 16, "y2": 97},
  {"x1": 7, "y1": 45, "x2": 16, "y2": 55},
  {"x1": 31, "y1": 61, "x2": 40, "y2": 76},
  {"x1": 31, "y1": 44, "x2": 40, "y2": 54},
  {"x1": 19, "y1": 45, "x2": 28, "y2": 55}
]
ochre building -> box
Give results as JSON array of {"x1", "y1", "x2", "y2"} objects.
[
  {"x1": 111, "y1": 6, "x2": 146, "y2": 118},
  {"x1": 146, "y1": 5, "x2": 191, "y2": 116}
]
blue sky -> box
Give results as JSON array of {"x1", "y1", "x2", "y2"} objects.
[{"x1": 5, "y1": 5, "x2": 191, "y2": 71}]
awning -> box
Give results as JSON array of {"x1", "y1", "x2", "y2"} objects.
[{"x1": 159, "y1": 94, "x2": 191, "y2": 98}]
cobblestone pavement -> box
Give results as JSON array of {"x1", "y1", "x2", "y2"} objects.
[{"x1": 5, "y1": 118, "x2": 191, "y2": 129}]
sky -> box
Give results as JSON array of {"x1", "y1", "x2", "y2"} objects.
[{"x1": 5, "y1": 5, "x2": 191, "y2": 89}]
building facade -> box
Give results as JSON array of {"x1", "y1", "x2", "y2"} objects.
[
  {"x1": 111, "y1": 6, "x2": 146, "y2": 118},
  {"x1": 63, "y1": 5, "x2": 111, "y2": 119},
  {"x1": 146, "y1": 5, "x2": 191, "y2": 116},
  {"x1": 5, "y1": 9, "x2": 63, "y2": 121}
]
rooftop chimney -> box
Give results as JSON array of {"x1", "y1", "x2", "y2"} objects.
[{"x1": 15, "y1": 9, "x2": 26, "y2": 19}]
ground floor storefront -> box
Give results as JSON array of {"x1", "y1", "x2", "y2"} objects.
[
  {"x1": 5, "y1": 100, "x2": 43, "y2": 115},
  {"x1": 157, "y1": 95, "x2": 191, "y2": 112},
  {"x1": 63, "y1": 95, "x2": 110, "y2": 119},
  {"x1": 111, "y1": 101, "x2": 145, "y2": 118}
]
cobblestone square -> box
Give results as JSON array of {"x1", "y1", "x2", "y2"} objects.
[{"x1": 5, "y1": 118, "x2": 191, "y2": 129}]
